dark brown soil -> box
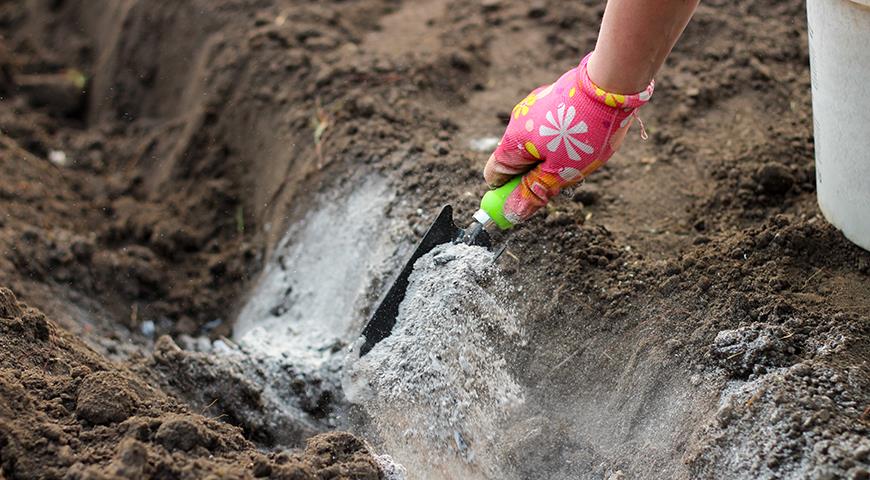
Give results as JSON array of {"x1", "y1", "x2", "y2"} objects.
[
  {"x1": 0, "y1": 287, "x2": 380, "y2": 479},
  {"x1": 0, "y1": 0, "x2": 868, "y2": 478}
]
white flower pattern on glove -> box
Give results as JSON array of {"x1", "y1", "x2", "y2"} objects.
[{"x1": 539, "y1": 103, "x2": 594, "y2": 161}]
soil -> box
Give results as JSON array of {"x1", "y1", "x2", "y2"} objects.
[
  {"x1": 0, "y1": 0, "x2": 868, "y2": 479},
  {"x1": 0, "y1": 287, "x2": 381, "y2": 479}
]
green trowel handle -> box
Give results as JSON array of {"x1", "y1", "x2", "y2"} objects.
[{"x1": 480, "y1": 176, "x2": 522, "y2": 230}]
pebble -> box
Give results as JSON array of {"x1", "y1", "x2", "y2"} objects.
[
  {"x1": 49, "y1": 150, "x2": 69, "y2": 167},
  {"x1": 431, "y1": 141, "x2": 450, "y2": 156},
  {"x1": 527, "y1": 2, "x2": 546, "y2": 18},
  {"x1": 481, "y1": 0, "x2": 502, "y2": 11},
  {"x1": 468, "y1": 136, "x2": 500, "y2": 152},
  {"x1": 716, "y1": 403, "x2": 734, "y2": 426},
  {"x1": 140, "y1": 320, "x2": 155, "y2": 338}
]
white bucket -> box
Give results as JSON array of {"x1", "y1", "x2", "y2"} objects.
[{"x1": 807, "y1": 0, "x2": 870, "y2": 251}]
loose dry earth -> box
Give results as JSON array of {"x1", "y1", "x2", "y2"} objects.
[{"x1": 0, "y1": 0, "x2": 868, "y2": 479}]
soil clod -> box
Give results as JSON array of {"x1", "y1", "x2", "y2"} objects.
[{"x1": 75, "y1": 371, "x2": 141, "y2": 426}]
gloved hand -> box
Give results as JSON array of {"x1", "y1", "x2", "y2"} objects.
[{"x1": 483, "y1": 52, "x2": 654, "y2": 224}]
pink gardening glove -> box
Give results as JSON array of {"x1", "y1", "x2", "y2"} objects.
[{"x1": 484, "y1": 52, "x2": 654, "y2": 224}]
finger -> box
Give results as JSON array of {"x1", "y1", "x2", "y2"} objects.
[
  {"x1": 483, "y1": 134, "x2": 543, "y2": 188},
  {"x1": 484, "y1": 153, "x2": 530, "y2": 188},
  {"x1": 501, "y1": 163, "x2": 564, "y2": 224}
]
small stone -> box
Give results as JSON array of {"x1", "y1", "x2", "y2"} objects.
[
  {"x1": 432, "y1": 141, "x2": 450, "y2": 156},
  {"x1": 433, "y1": 253, "x2": 457, "y2": 265},
  {"x1": 49, "y1": 150, "x2": 69, "y2": 167},
  {"x1": 481, "y1": 0, "x2": 502, "y2": 11},
  {"x1": 353, "y1": 96, "x2": 376, "y2": 118},
  {"x1": 527, "y1": 2, "x2": 546, "y2": 18},
  {"x1": 469, "y1": 136, "x2": 500, "y2": 152},
  {"x1": 607, "y1": 470, "x2": 625, "y2": 480},
  {"x1": 140, "y1": 320, "x2": 155, "y2": 338},
  {"x1": 716, "y1": 402, "x2": 734, "y2": 426},
  {"x1": 449, "y1": 51, "x2": 473, "y2": 71}
]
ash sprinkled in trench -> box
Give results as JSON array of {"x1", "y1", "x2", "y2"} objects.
[{"x1": 345, "y1": 243, "x2": 527, "y2": 479}]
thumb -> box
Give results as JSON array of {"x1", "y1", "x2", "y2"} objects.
[
  {"x1": 483, "y1": 130, "x2": 545, "y2": 188},
  {"x1": 483, "y1": 152, "x2": 524, "y2": 188}
]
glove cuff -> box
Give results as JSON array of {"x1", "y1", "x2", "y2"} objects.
[{"x1": 577, "y1": 52, "x2": 655, "y2": 110}]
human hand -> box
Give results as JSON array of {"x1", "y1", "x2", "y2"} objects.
[{"x1": 483, "y1": 53, "x2": 654, "y2": 224}]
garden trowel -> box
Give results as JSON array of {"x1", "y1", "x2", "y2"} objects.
[{"x1": 358, "y1": 177, "x2": 521, "y2": 356}]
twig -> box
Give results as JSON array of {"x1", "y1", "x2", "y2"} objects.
[
  {"x1": 726, "y1": 351, "x2": 743, "y2": 360},
  {"x1": 219, "y1": 336, "x2": 239, "y2": 350},
  {"x1": 802, "y1": 268, "x2": 823, "y2": 290},
  {"x1": 235, "y1": 205, "x2": 245, "y2": 235},
  {"x1": 312, "y1": 97, "x2": 330, "y2": 169},
  {"x1": 543, "y1": 346, "x2": 585, "y2": 381},
  {"x1": 200, "y1": 397, "x2": 219, "y2": 415}
]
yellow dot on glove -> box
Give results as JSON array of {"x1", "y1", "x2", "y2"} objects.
[{"x1": 524, "y1": 141, "x2": 541, "y2": 159}]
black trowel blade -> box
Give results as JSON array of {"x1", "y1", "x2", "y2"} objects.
[{"x1": 359, "y1": 205, "x2": 488, "y2": 357}]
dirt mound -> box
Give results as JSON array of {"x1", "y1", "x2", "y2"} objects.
[{"x1": 0, "y1": 287, "x2": 381, "y2": 479}]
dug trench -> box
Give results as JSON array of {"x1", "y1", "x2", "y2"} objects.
[{"x1": 0, "y1": 0, "x2": 868, "y2": 479}]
